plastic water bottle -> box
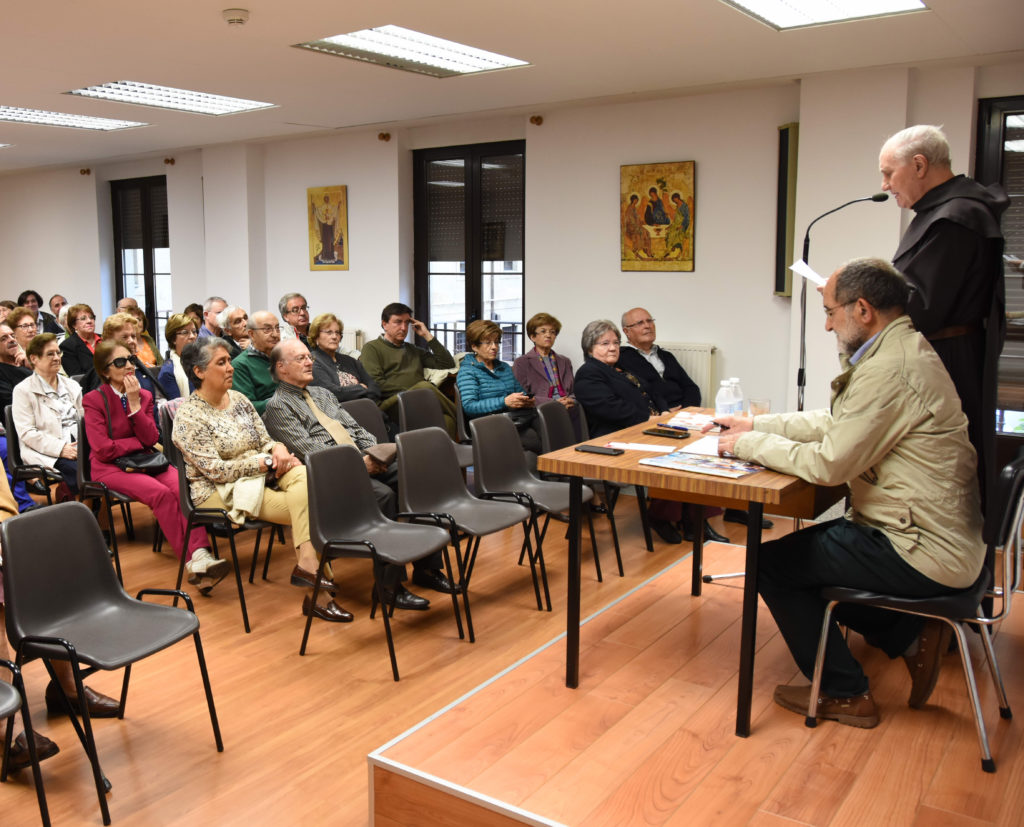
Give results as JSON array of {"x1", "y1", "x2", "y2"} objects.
[
  {"x1": 715, "y1": 380, "x2": 734, "y2": 416},
  {"x1": 729, "y1": 378, "x2": 744, "y2": 414}
]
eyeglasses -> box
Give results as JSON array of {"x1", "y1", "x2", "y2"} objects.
[
  {"x1": 14, "y1": 322, "x2": 37, "y2": 331},
  {"x1": 320, "y1": 329, "x2": 342, "y2": 337},
  {"x1": 475, "y1": 340, "x2": 500, "y2": 348},
  {"x1": 42, "y1": 351, "x2": 61, "y2": 359},
  {"x1": 106, "y1": 357, "x2": 131, "y2": 369},
  {"x1": 253, "y1": 325, "x2": 280, "y2": 334},
  {"x1": 622, "y1": 318, "x2": 655, "y2": 329},
  {"x1": 175, "y1": 328, "x2": 197, "y2": 338},
  {"x1": 823, "y1": 300, "x2": 856, "y2": 319},
  {"x1": 594, "y1": 339, "x2": 620, "y2": 348},
  {"x1": 286, "y1": 305, "x2": 309, "y2": 315},
  {"x1": 533, "y1": 327, "x2": 558, "y2": 337}
]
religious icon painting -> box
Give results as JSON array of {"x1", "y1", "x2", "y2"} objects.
[
  {"x1": 620, "y1": 161, "x2": 695, "y2": 272},
  {"x1": 308, "y1": 185, "x2": 349, "y2": 271}
]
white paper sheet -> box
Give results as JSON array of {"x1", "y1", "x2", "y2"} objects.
[
  {"x1": 790, "y1": 259, "x2": 827, "y2": 287},
  {"x1": 608, "y1": 442, "x2": 677, "y2": 453},
  {"x1": 681, "y1": 435, "x2": 720, "y2": 456}
]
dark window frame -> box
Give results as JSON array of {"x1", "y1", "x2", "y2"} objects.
[{"x1": 110, "y1": 175, "x2": 168, "y2": 336}]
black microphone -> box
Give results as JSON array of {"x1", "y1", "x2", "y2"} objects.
[{"x1": 796, "y1": 193, "x2": 888, "y2": 410}]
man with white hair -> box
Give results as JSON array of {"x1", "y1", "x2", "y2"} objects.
[
  {"x1": 198, "y1": 296, "x2": 227, "y2": 338},
  {"x1": 217, "y1": 305, "x2": 249, "y2": 358},
  {"x1": 879, "y1": 125, "x2": 1008, "y2": 503}
]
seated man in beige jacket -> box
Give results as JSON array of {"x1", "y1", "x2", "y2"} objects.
[{"x1": 711, "y1": 257, "x2": 984, "y2": 729}]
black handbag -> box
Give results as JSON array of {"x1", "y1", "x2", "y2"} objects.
[{"x1": 100, "y1": 391, "x2": 170, "y2": 475}]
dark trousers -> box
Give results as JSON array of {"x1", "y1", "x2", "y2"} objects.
[
  {"x1": 54, "y1": 457, "x2": 78, "y2": 493},
  {"x1": 757, "y1": 517, "x2": 957, "y2": 697},
  {"x1": 370, "y1": 462, "x2": 442, "y2": 587}
]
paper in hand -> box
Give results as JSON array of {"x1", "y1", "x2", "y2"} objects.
[{"x1": 790, "y1": 259, "x2": 827, "y2": 287}]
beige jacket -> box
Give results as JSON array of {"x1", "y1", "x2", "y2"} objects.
[
  {"x1": 11, "y1": 371, "x2": 83, "y2": 470},
  {"x1": 735, "y1": 316, "x2": 984, "y2": 589}
]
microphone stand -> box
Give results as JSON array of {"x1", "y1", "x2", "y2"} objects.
[{"x1": 796, "y1": 193, "x2": 888, "y2": 410}]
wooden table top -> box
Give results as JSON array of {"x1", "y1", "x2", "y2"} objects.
[{"x1": 536, "y1": 412, "x2": 846, "y2": 517}]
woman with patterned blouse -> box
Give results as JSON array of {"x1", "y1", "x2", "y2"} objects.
[{"x1": 171, "y1": 337, "x2": 353, "y2": 622}]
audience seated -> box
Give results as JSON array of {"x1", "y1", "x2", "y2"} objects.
[
  {"x1": 157, "y1": 313, "x2": 199, "y2": 400},
  {"x1": 230, "y1": 310, "x2": 280, "y2": 415},
  {"x1": 617, "y1": 308, "x2": 700, "y2": 409},
  {"x1": 99, "y1": 313, "x2": 165, "y2": 422},
  {"x1": 279, "y1": 293, "x2": 311, "y2": 345},
  {"x1": 17, "y1": 290, "x2": 61, "y2": 336},
  {"x1": 217, "y1": 305, "x2": 249, "y2": 359},
  {"x1": 183, "y1": 303, "x2": 204, "y2": 330},
  {"x1": 123, "y1": 305, "x2": 163, "y2": 369},
  {"x1": 457, "y1": 319, "x2": 541, "y2": 455},
  {"x1": 512, "y1": 311, "x2": 581, "y2": 437},
  {"x1": 59, "y1": 303, "x2": 99, "y2": 377},
  {"x1": 359, "y1": 302, "x2": 458, "y2": 437},
  {"x1": 172, "y1": 337, "x2": 350, "y2": 622},
  {"x1": 82, "y1": 339, "x2": 220, "y2": 588},
  {"x1": 7, "y1": 308, "x2": 39, "y2": 356},
  {"x1": 11, "y1": 333, "x2": 82, "y2": 501},
  {"x1": 263, "y1": 339, "x2": 451, "y2": 609},
  {"x1": 309, "y1": 312, "x2": 381, "y2": 404},
  {"x1": 0, "y1": 300, "x2": 15, "y2": 324},
  {"x1": 0, "y1": 323, "x2": 35, "y2": 511},
  {"x1": 198, "y1": 296, "x2": 227, "y2": 338}
]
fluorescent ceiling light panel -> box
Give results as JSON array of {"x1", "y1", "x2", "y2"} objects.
[
  {"x1": 67, "y1": 81, "x2": 275, "y2": 116},
  {"x1": 294, "y1": 25, "x2": 528, "y2": 78},
  {"x1": 718, "y1": 0, "x2": 926, "y2": 30},
  {"x1": 0, "y1": 143, "x2": 10, "y2": 149},
  {"x1": 0, "y1": 106, "x2": 145, "y2": 131}
]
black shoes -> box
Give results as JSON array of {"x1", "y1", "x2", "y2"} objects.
[
  {"x1": 302, "y1": 595, "x2": 354, "y2": 622},
  {"x1": 380, "y1": 585, "x2": 430, "y2": 611},
  {"x1": 649, "y1": 518, "x2": 683, "y2": 544},
  {"x1": 412, "y1": 568, "x2": 458, "y2": 594},
  {"x1": 724, "y1": 508, "x2": 773, "y2": 529},
  {"x1": 681, "y1": 519, "x2": 730, "y2": 544}
]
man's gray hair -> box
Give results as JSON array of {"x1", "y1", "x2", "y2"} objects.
[
  {"x1": 834, "y1": 258, "x2": 910, "y2": 313},
  {"x1": 883, "y1": 125, "x2": 951, "y2": 168},
  {"x1": 581, "y1": 319, "x2": 621, "y2": 355},
  {"x1": 203, "y1": 296, "x2": 227, "y2": 313},
  {"x1": 268, "y1": 341, "x2": 287, "y2": 380},
  {"x1": 278, "y1": 292, "x2": 306, "y2": 317},
  {"x1": 216, "y1": 305, "x2": 239, "y2": 330}
]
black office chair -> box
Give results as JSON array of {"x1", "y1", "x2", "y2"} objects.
[
  {"x1": 3, "y1": 405, "x2": 62, "y2": 505},
  {"x1": 159, "y1": 406, "x2": 275, "y2": 634},
  {"x1": 396, "y1": 426, "x2": 536, "y2": 643},
  {"x1": 0, "y1": 660, "x2": 50, "y2": 826},
  {"x1": 470, "y1": 413, "x2": 615, "y2": 583},
  {"x1": 2, "y1": 502, "x2": 222, "y2": 825},
  {"x1": 537, "y1": 400, "x2": 654, "y2": 557},
  {"x1": 396, "y1": 387, "x2": 474, "y2": 470},
  {"x1": 451, "y1": 384, "x2": 472, "y2": 445},
  {"x1": 805, "y1": 457, "x2": 1024, "y2": 773},
  {"x1": 340, "y1": 398, "x2": 390, "y2": 444},
  {"x1": 304, "y1": 445, "x2": 455, "y2": 678}
]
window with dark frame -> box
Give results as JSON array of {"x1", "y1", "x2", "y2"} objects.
[{"x1": 413, "y1": 140, "x2": 525, "y2": 362}]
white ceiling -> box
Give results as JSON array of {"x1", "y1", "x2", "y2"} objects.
[{"x1": 1, "y1": 0, "x2": 1021, "y2": 174}]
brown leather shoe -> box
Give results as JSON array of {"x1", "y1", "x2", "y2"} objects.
[
  {"x1": 774, "y1": 683, "x2": 879, "y2": 728},
  {"x1": 903, "y1": 619, "x2": 953, "y2": 708},
  {"x1": 290, "y1": 565, "x2": 338, "y2": 596},
  {"x1": 6, "y1": 730, "x2": 59, "y2": 772},
  {"x1": 302, "y1": 594, "x2": 353, "y2": 623},
  {"x1": 45, "y1": 682, "x2": 120, "y2": 718}
]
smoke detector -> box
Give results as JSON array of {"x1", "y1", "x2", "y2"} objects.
[{"x1": 222, "y1": 8, "x2": 250, "y2": 26}]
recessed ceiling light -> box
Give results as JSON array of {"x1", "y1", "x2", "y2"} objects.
[
  {"x1": 67, "y1": 81, "x2": 275, "y2": 116},
  {"x1": 718, "y1": 0, "x2": 927, "y2": 30},
  {"x1": 294, "y1": 25, "x2": 529, "y2": 78},
  {"x1": 0, "y1": 106, "x2": 146, "y2": 131},
  {"x1": 0, "y1": 143, "x2": 10, "y2": 149}
]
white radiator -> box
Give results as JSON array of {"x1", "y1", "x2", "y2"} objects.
[{"x1": 659, "y1": 342, "x2": 717, "y2": 407}]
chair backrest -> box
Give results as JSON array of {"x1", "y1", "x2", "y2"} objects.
[
  {"x1": 396, "y1": 387, "x2": 446, "y2": 434},
  {"x1": 395, "y1": 426, "x2": 468, "y2": 513},
  {"x1": 75, "y1": 412, "x2": 92, "y2": 487},
  {"x1": 306, "y1": 444, "x2": 384, "y2": 556},
  {"x1": 4, "y1": 404, "x2": 25, "y2": 467},
  {"x1": 536, "y1": 399, "x2": 576, "y2": 453},
  {"x1": 340, "y1": 398, "x2": 389, "y2": 444},
  {"x1": 452, "y1": 384, "x2": 471, "y2": 444},
  {"x1": 985, "y1": 455, "x2": 1024, "y2": 549},
  {"x1": 1, "y1": 502, "x2": 126, "y2": 649},
  {"x1": 469, "y1": 414, "x2": 532, "y2": 494},
  {"x1": 159, "y1": 404, "x2": 194, "y2": 515}
]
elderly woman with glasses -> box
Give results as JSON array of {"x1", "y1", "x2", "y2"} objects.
[
  {"x1": 308, "y1": 312, "x2": 381, "y2": 403},
  {"x1": 11, "y1": 333, "x2": 82, "y2": 500},
  {"x1": 59, "y1": 303, "x2": 100, "y2": 376},
  {"x1": 83, "y1": 338, "x2": 219, "y2": 589},
  {"x1": 6, "y1": 307, "x2": 39, "y2": 356},
  {"x1": 157, "y1": 313, "x2": 199, "y2": 399}
]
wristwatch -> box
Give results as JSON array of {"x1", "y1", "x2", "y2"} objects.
[{"x1": 263, "y1": 455, "x2": 274, "y2": 469}]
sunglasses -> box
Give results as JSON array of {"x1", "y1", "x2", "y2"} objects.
[{"x1": 106, "y1": 357, "x2": 131, "y2": 369}]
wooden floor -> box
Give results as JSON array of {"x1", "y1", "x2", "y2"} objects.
[{"x1": 2, "y1": 499, "x2": 1022, "y2": 826}]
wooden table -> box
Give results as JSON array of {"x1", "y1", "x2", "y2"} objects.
[{"x1": 536, "y1": 414, "x2": 845, "y2": 737}]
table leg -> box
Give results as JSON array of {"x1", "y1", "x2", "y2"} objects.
[
  {"x1": 566, "y1": 474, "x2": 582, "y2": 688},
  {"x1": 690, "y1": 504, "x2": 704, "y2": 596},
  {"x1": 736, "y1": 501, "x2": 763, "y2": 737}
]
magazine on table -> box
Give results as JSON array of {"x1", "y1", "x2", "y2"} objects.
[{"x1": 639, "y1": 450, "x2": 763, "y2": 479}]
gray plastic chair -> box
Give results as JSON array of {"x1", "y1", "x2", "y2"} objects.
[
  {"x1": 304, "y1": 445, "x2": 454, "y2": 678},
  {"x1": 0, "y1": 660, "x2": 50, "y2": 826},
  {"x1": 3, "y1": 405, "x2": 62, "y2": 505},
  {"x1": 806, "y1": 456, "x2": 1024, "y2": 773},
  {"x1": 1, "y1": 502, "x2": 222, "y2": 826},
  {"x1": 470, "y1": 413, "x2": 615, "y2": 584},
  {"x1": 396, "y1": 426, "x2": 534, "y2": 643},
  {"x1": 160, "y1": 406, "x2": 275, "y2": 634},
  {"x1": 340, "y1": 398, "x2": 390, "y2": 444},
  {"x1": 537, "y1": 400, "x2": 654, "y2": 558},
  {"x1": 396, "y1": 387, "x2": 474, "y2": 470}
]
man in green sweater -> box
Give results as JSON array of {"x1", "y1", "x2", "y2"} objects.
[
  {"x1": 231, "y1": 310, "x2": 281, "y2": 415},
  {"x1": 359, "y1": 302, "x2": 457, "y2": 437}
]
